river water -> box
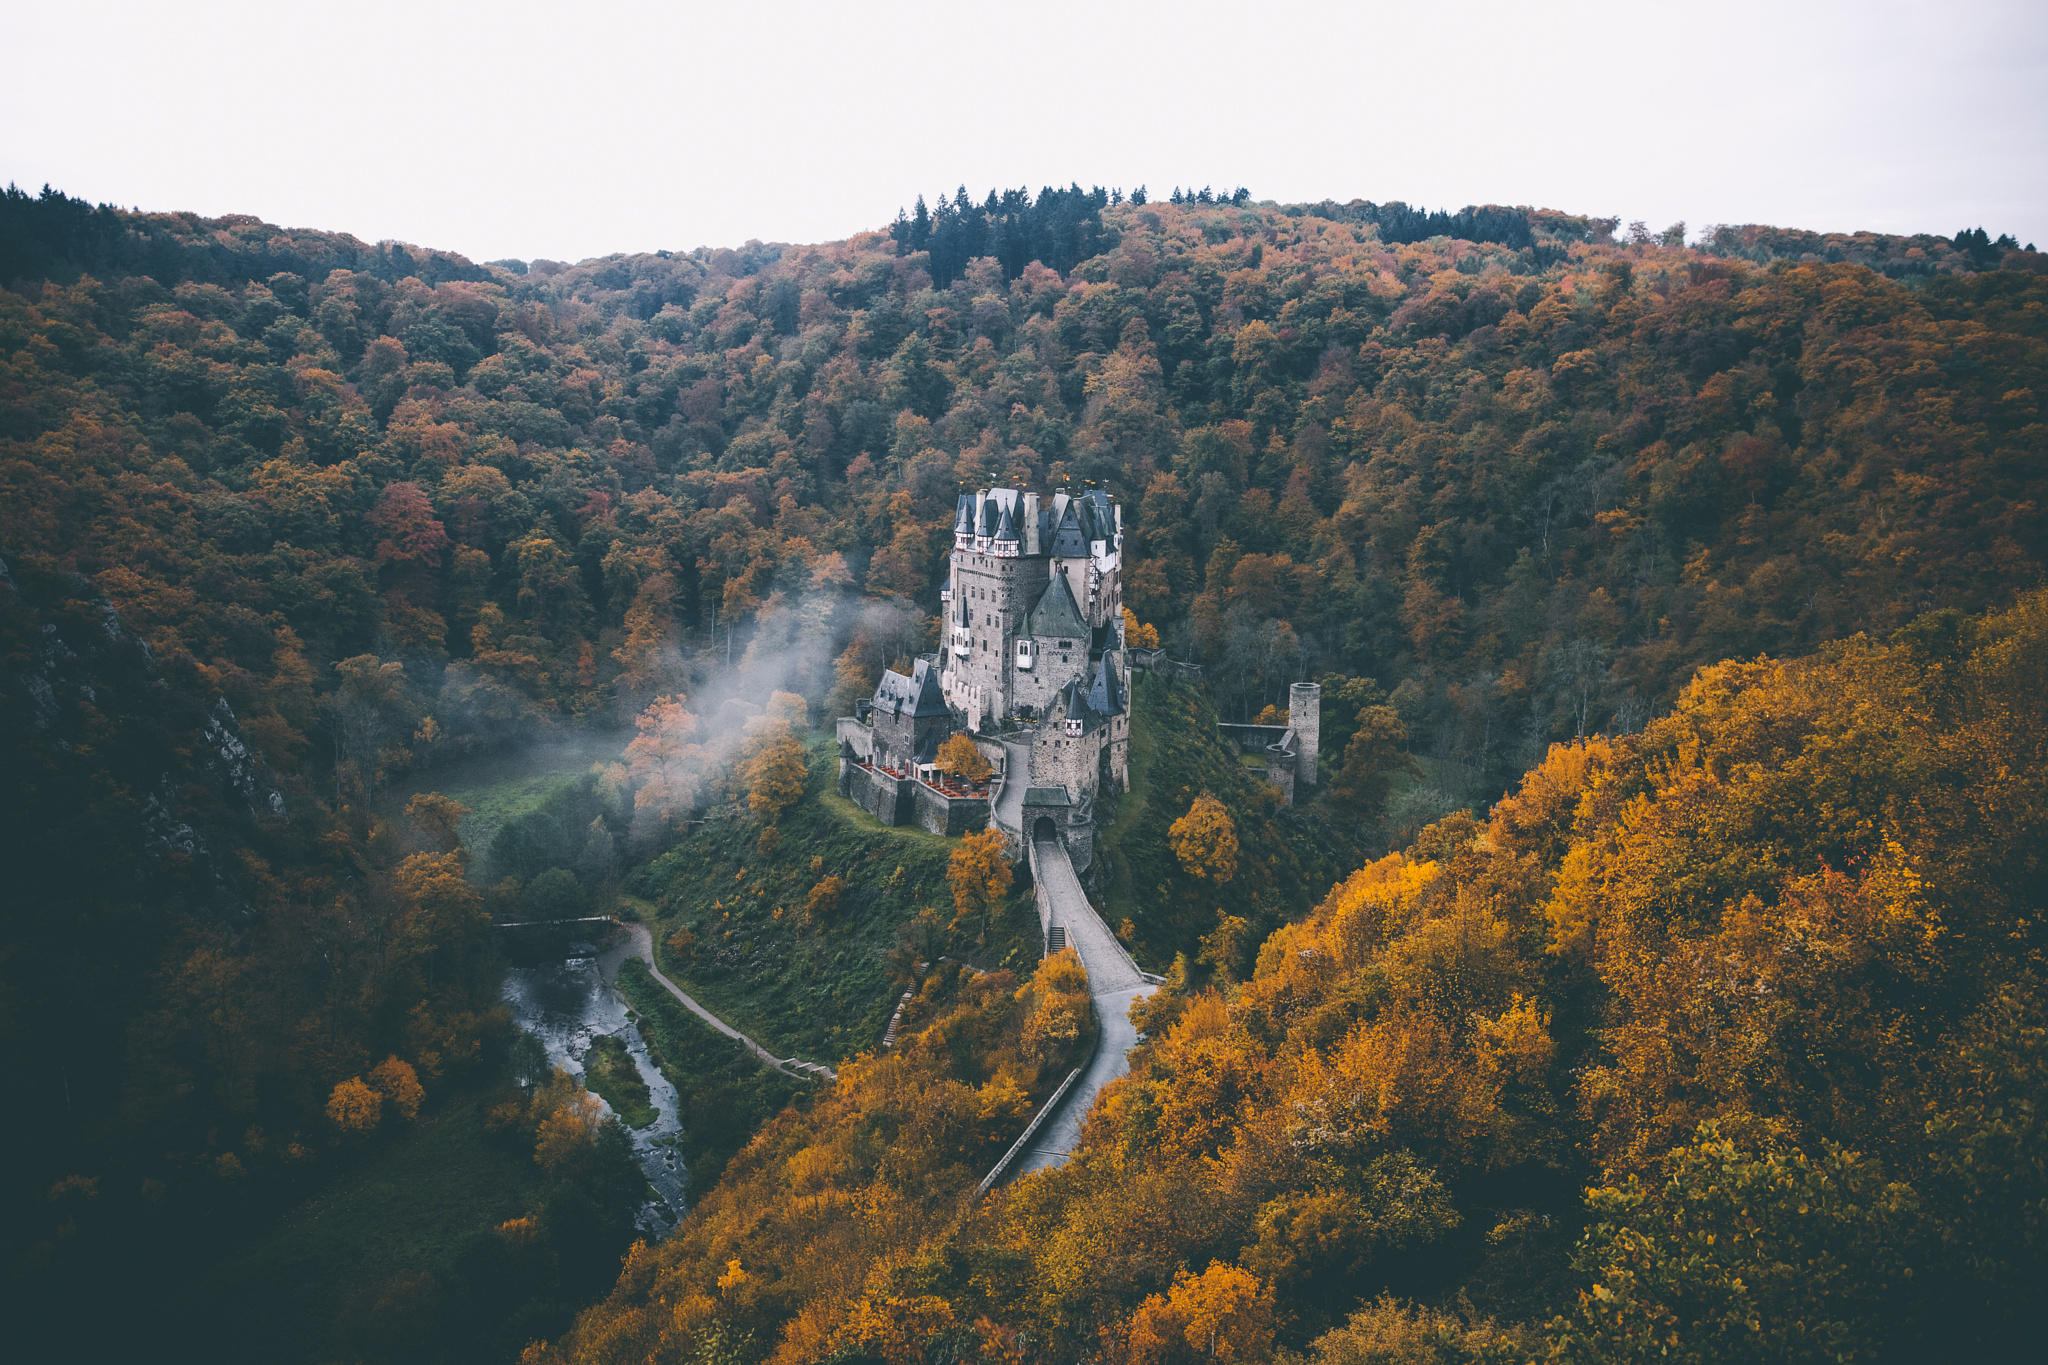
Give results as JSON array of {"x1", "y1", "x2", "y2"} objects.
[{"x1": 501, "y1": 928, "x2": 688, "y2": 1234}]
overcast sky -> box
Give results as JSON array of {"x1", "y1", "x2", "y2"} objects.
[{"x1": 7, "y1": 0, "x2": 2045, "y2": 263}]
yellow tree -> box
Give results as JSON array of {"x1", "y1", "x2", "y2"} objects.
[
  {"x1": 1123, "y1": 606, "x2": 1162, "y2": 650},
  {"x1": 1170, "y1": 793, "x2": 1239, "y2": 883},
  {"x1": 368, "y1": 1056, "x2": 425, "y2": 1121},
  {"x1": 806, "y1": 875, "x2": 846, "y2": 920},
  {"x1": 948, "y1": 827, "x2": 1014, "y2": 944},
  {"x1": 326, "y1": 1076, "x2": 383, "y2": 1134},
  {"x1": 612, "y1": 568, "x2": 678, "y2": 692},
  {"x1": 1125, "y1": 1262, "x2": 1277, "y2": 1364},
  {"x1": 765, "y1": 689, "x2": 809, "y2": 730},
  {"x1": 934, "y1": 732, "x2": 993, "y2": 782},
  {"x1": 740, "y1": 721, "x2": 808, "y2": 823},
  {"x1": 392, "y1": 850, "x2": 489, "y2": 987},
  {"x1": 534, "y1": 1086, "x2": 605, "y2": 1172},
  {"x1": 403, "y1": 792, "x2": 469, "y2": 852}
]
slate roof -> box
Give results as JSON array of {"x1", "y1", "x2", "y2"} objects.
[
  {"x1": 1022, "y1": 786, "x2": 1072, "y2": 807},
  {"x1": 1085, "y1": 652, "x2": 1126, "y2": 718},
  {"x1": 1048, "y1": 489, "x2": 1116, "y2": 558},
  {"x1": 1025, "y1": 572, "x2": 1088, "y2": 641},
  {"x1": 873, "y1": 656, "x2": 949, "y2": 719},
  {"x1": 1044, "y1": 653, "x2": 1126, "y2": 737},
  {"x1": 954, "y1": 495, "x2": 974, "y2": 533},
  {"x1": 1049, "y1": 500, "x2": 1089, "y2": 558},
  {"x1": 994, "y1": 499, "x2": 1019, "y2": 544},
  {"x1": 1050, "y1": 680, "x2": 1098, "y2": 733}
]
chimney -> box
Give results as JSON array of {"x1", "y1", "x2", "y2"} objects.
[{"x1": 1023, "y1": 492, "x2": 1040, "y2": 555}]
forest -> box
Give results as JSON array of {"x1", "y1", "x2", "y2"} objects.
[{"x1": 0, "y1": 178, "x2": 2043, "y2": 1361}]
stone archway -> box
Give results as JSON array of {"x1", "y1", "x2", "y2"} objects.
[{"x1": 1032, "y1": 815, "x2": 1059, "y2": 845}]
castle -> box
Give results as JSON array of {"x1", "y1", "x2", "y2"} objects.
[
  {"x1": 836, "y1": 484, "x2": 1316, "y2": 861},
  {"x1": 837, "y1": 487, "x2": 1130, "y2": 854}
]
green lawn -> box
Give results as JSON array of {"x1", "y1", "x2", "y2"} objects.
[
  {"x1": 447, "y1": 775, "x2": 570, "y2": 870},
  {"x1": 396, "y1": 730, "x2": 629, "y2": 883},
  {"x1": 819, "y1": 786, "x2": 954, "y2": 848}
]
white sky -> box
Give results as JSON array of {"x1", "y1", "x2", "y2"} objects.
[{"x1": 6, "y1": 0, "x2": 2045, "y2": 263}]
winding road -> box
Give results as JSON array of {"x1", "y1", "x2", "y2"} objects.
[
  {"x1": 992, "y1": 736, "x2": 1032, "y2": 836},
  {"x1": 1010, "y1": 835, "x2": 1156, "y2": 1178}
]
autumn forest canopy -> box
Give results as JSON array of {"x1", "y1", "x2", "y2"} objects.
[{"x1": 1, "y1": 177, "x2": 2045, "y2": 1362}]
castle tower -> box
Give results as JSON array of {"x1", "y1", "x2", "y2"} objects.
[{"x1": 1290, "y1": 681, "x2": 1321, "y2": 788}]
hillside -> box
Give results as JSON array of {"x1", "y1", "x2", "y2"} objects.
[
  {"x1": 540, "y1": 591, "x2": 2048, "y2": 1364},
  {"x1": 629, "y1": 738, "x2": 1043, "y2": 1060},
  {"x1": 1, "y1": 179, "x2": 2044, "y2": 1361},
  {"x1": 1098, "y1": 670, "x2": 1370, "y2": 972}
]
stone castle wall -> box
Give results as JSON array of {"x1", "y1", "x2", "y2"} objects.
[
  {"x1": 840, "y1": 759, "x2": 911, "y2": 825},
  {"x1": 1010, "y1": 633, "x2": 1083, "y2": 714},
  {"x1": 912, "y1": 782, "x2": 989, "y2": 837},
  {"x1": 840, "y1": 758, "x2": 988, "y2": 837}
]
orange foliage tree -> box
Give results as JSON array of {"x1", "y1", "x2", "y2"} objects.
[
  {"x1": 947, "y1": 827, "x2": 1013, "y2": 943},
  {"x1": 934, "y1": 732, "x2": 993, "y2": 783},
  {"x1": 325, "y1": 1077, "x2": 382, "y2": 1134},
  {"x1": 367, "y1": 1056, "x2": 424, "y2": 1121},
  {"x1": 1169, "y1": 792, "x2": 1238, "y2": 883}
]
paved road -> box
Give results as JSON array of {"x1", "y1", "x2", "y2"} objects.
[
  {"x1": 992, "y1": 737, "x2": 1032, "y2": 835},
  {"x1": 1012, "y1": 836, "x2": 1155, "y2": 1177},
  {"x1": 615, "y1": 922, "x2": 837, "y2": 1080}
]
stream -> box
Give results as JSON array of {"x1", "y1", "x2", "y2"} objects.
[{"x1": 501, "y1": 926, "x2": 688, "y2": 1235}]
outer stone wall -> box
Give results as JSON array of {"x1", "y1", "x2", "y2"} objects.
[
  {"x1": 1217, "y1": 722, "x2": 1293, "y2": 754},
  {"x1": 840, "y1": 761, "x2": 912, "y2": 825},
  {"x1": 1265, "y1": 753, "x2": 1296, "y2": 804},
  {"x1": 836, "y1": 716, "x2": 874, "y2": 763},
  {"x1": 911, "y1": 783, "x2": 990, "y2": 837},
  {"x1": 1216, "y1": 722, "x2": 1301, "y2": 805},
  {"x1": 839, "y1": 757, "x2": 988, "y2": 836}
]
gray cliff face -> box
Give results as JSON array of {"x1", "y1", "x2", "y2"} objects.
[{"x1": 2, "y1": 555, "x2": 286, "y2": 921}]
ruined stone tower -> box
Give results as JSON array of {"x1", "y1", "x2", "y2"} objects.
[{"x1": 1289, "y1": 681, "x2": 1321, "y2": 788}]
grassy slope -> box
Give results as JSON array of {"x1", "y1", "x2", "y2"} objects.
[
  {"x1": 1097, "y1": 672, "x2": 1371, "y2": 970},
  {"x1": 631, "y1": 738, "x2": 1041, "y2": 1060},
  {"x1": 617, "y1": 958, "x2": 815, "y2": 1191}
]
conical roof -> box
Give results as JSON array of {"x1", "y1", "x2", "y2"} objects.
[
  {"x1": 1025, "y1": 572, "x2": 1088, "y2": 640},
  {"x1": 1086, "y1": 652, "x2": 1125, "y2": 717}
]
